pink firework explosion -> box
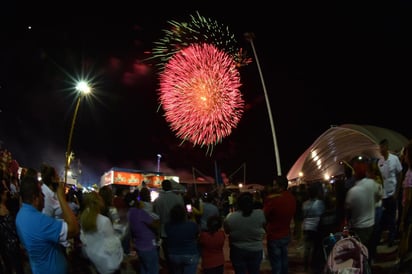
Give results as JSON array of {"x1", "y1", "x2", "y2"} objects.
[{"x1": 159, "y1": 43, "x2": 244, "y2": 148}]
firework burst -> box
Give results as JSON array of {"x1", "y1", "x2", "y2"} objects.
[
  {"x1": 152, "y1": 11, "x2": 251, "y2": 72},
  {"x1": 159, "y1": 43, "x2": 244, "y2": 149}
]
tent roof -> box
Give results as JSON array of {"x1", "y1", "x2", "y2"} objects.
[
  {"x1": 240, "y1": 184, "x2": 265, "y2": 193},
  {"x1": 286, "y1": 124, "x2": 409, "y2": 182}
]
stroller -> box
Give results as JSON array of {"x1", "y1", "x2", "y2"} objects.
[{"x1": 323, "y1": 229, "x2": 371, "y2": 274}]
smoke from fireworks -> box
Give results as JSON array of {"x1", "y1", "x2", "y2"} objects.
[
  {"x1": 158, "y1": 43, "x2": 244, "y2": 150},
  {"x1": 152, "y1": 11, "x2": 251, "y2": 72}
]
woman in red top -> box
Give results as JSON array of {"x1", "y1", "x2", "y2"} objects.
[{"x1": 199, "y1": 215, "x2": 226, "y2": 274}]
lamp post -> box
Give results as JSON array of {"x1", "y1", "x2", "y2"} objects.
[
  {"x1": 245, "y1": 32, "x2": 282, "y2": 176},
  {"x1": 64, "y1": 81, "x2": 91, "y2": 184},
  {"x1": 156, "y1": 154, "x2": 162, "y2": 173}
]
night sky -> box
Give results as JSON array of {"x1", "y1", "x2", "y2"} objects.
[{"x1": 1, "y1": 2, "x2": 411, "y2": 186}]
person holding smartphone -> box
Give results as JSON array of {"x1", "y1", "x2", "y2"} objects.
[{"x1": 165, "y1": 204, "x2": 200, "y2": 274}]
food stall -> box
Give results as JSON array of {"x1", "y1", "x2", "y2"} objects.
[{"x1": 100, "y1": 167, "x2": 180, "y2": 189}]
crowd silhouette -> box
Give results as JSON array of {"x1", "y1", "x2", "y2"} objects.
[{"x1": 0, "y1": 139, "x2": 412, "y2": 274}]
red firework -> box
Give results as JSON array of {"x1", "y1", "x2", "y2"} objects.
[{"x1": 159, "y1": 43, "x2": 244, "y2": 148}]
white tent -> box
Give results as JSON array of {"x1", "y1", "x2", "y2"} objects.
[{"x1": 287, "y1": 124, "x2": 409, "y2": 182}]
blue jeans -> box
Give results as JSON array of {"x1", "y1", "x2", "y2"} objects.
[
  {"x1": 136, "y1": 248, "x2": 159, "y2": 274},
  {"x1": 168, "y1": 253, "x2": 199, "y2": 274},
  {"x1": 229, "y1": 245, "x2": 262, "y2": 274},
  {"x1": 267, "y1": 236, "x2": 290, "y2": 274}
]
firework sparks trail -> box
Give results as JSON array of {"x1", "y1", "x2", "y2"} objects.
[
  {"x1": 152, "y1": 11, "x2": 251, "y2": 72},
  {"x1": 159, "y1": 43, "x2": 244, "y2": 149}
]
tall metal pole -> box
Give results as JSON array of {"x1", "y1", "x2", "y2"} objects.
[
  {"x1": 245, "y1": 32, "x2": 282, "y2": 176},
  {"x1": 64, "y1": 95, "x2": 82, "y2": 184}
]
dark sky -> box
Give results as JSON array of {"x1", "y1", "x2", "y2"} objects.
[{"x1": 1, "y1": 2, "x2": 411, "y2": 186}]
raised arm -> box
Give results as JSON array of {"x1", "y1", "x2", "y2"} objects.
[{"x1": 56, "y1": 181, "x2": 79, "y2": 238}]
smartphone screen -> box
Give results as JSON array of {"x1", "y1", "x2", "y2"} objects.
[{"x1": 186, "y1": 204, "x2": 192, "y2": 213}]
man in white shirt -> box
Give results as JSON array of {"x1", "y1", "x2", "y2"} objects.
[
  {"x1": 377, "y1": 139, "x2": 403, "y2": 247},
  {"x1": 345, "y1": 156, "x2": 380, "y2": 254}
]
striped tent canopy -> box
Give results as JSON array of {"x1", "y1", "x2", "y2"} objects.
[{"x1": 287, "y1": 124, "x2": 409, "y2": 182}]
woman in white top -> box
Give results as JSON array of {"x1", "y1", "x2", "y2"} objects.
[
  {"x1": 40, "y1": 164, "x2": 62, "y2": 219},
  {"x1": 80, "y1": 191, "x2": 124, "y2": 274}
]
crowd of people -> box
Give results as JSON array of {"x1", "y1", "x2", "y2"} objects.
[
  {"x1": 290, "y1": 138, "x2": 412, "y2": 273},
  {"x1": 0, "y1": 137, "x2": 411, "y2": 274}
]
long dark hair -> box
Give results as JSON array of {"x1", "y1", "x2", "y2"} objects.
[
  {"x1": 405, "y1": 141, "x2": 412, "y2": 167},
  {"x1": 207, "y1": 215, "x2": 222, "y2": 234},
  {"x1": 169, "y1": 204, "x2": 187, "y2": 223},
  {"x1": 40, "y1": 164, "x2": 59, "y2": 191},
  {"x1": 237, "y1": 192, "x2": 254, "y2": 217}
]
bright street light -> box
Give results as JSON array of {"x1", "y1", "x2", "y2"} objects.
[
  {"x1": 157, "y1": 154, "x2": 162, "y2": 173},
  {"x1": 64, "y1": 81, "x2": 91, "y2": 184}
]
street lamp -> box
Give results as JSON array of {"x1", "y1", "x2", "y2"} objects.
[
  {"x1": 64, "y1": 81, "x2": 91, "y2": 184},
  {"x1": 156, "y1": 154, "x2": 162, "y2": 173},
  {"x1": 245, "y1": 32, "x2": 282, "y2": 176}
]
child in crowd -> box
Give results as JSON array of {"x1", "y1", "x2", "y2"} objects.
[{"x1": 199, "y1": 215, "x2": 226, "y2": 274}]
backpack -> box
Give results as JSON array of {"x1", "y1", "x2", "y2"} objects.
[{"x1": 324, "y1": 236, "x2": 371, "y2": 274}]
